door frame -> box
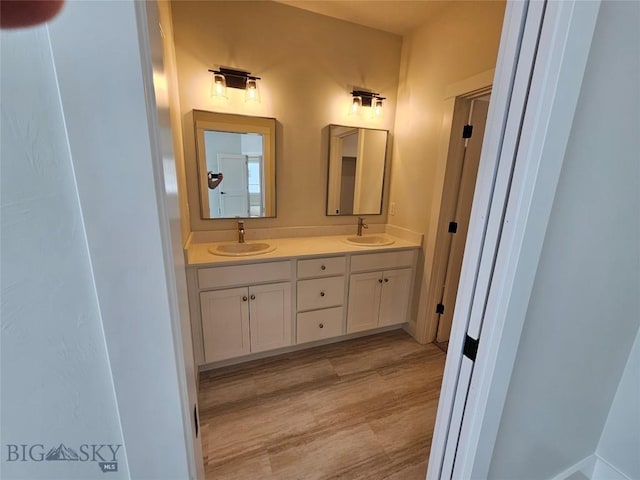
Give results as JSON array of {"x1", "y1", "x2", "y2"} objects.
[
  {"x1": 427, "y1": 0, "x2": 601, "y2": 476},
  {"x1": 420, "y1": 75, "x2": 494, "y2": 345}
]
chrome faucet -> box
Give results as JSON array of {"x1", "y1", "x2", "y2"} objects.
[
  {"x1": 237, "y1": 220, "x2": 245, "y2": 243},
  {"x1": 357, "y1": 217, "x2": 368, "y2": 236}
]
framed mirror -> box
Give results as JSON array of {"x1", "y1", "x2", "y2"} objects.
[
  {"x1": 326, "y1": 125, "x2": 388, "y2": 216},
  {"x1": 194, "y1": 110, "x2": 276, "y2": 219}
]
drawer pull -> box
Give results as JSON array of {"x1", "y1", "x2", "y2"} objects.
[
  {"x1": 319, "y1": 323, "x2": 324, "y2": 329},
  {"x1": 250, "y1": 294, "x2": 256, "y2": 300},
  {"x1": 320, "y1": 291, "x2": 325, "y2": 297},
  {"x1": 321, "y1": 265, "x2": 326, "y2": 271},
  {"x1": 242, "y1": 296, "x2": 248, "y2": 302}
]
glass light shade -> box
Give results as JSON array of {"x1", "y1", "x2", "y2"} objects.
[
  {"x1": 211, "y1": 73, "x2": 228, "y2": 98},
  {"x1": 372, "y1": 98, "x2": 384, "y2": 118},
  {"x1": 351, "y1": 96, "x2": 362, "y2": 115},
  {"x1": 245, "y1": 79, "x2": 260, "y2": 103}
]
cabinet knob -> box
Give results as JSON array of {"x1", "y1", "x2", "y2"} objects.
[
  {"x1": 250, "y1": 294, "x2": 256, "y2": 300},
  {"x1": 378, "y1": 278, "x2": 383, "y2": 283},
  {"x1": 319, "y1": 323, "x2": 324, "y2": 329},
  {"x1": 320, "y1": 291, "x2": 325, "y2": 297},
  {"x1": 321, "y1": 265, "x2": 326, "y2": 271},
  {"x1": 384, "y1": 278, "x2": 389, "y2": 283},
  {"x1": 242, "y1": 296, "x2": 248, "y2": 302}
]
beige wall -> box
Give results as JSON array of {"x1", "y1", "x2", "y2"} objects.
[
  {"x1": 171, "y1": 1, "x2": 402, "y2": 232},
  {"x1": 389, "y1": 1, "x2": 505, "y2": 338},
  {"x1": 158, "y1": 1, "x2": 190, "y2": 245}
]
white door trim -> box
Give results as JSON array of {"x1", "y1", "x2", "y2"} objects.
[
  {"x1": 428, "y1": 0, "x2": 602, "y2": 477},
  {"x1": 135, "y1": 2, "x2": 204, "y2": 478},
  {"x1": 427, "y1": 0, "x2": 533, "y2": 473}
]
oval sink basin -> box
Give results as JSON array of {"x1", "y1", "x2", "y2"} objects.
[
  {"x1": 209, "y1": 242, "x2": 276, "y2": 257},
  {"x1": 344, "y1": 235, "x2": 395, "y2": 246}
]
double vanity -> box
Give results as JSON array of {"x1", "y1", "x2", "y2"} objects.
[
  {"x1": 185, "y1": 110, "x2": 418, "y2": 368},
  {"x1": 186, "y1": 231, "x2": 420, "y2": 368}
]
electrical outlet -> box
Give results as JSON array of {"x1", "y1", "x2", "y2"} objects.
[{"x1": 389, "y1": 202, "x2": 396, "y2": 215}]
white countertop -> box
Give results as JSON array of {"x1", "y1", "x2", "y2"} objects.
[{"x1": 186, "y1": 233, "x2": 421, "y2": 267}]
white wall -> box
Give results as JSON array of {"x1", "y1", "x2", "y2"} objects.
[
  {"x1": 46, "y1": 1, "x2": 194, "y2": 478},
  {"x1": 597, "y1": 328, "x2": 640, "y2": 479},
  {"x1": 0, "y1": 27, "x2": 128, "y2": 480},
  {"x1": 171, "y1": 0, "x2": 402, "y2": 232},
  {"x1": 488, "y1": 1, "x2": 640, "y2": 477}
]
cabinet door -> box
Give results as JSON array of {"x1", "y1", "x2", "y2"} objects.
[
  {"x1": 249, "y1": 282, "x2": 292, "y2": 353},
  {"x1": 347, "y1": 271, "x2": 382, "y2": 333},
  {"x1": 379, "y1": 268, "x2": 413, "y2": 326},
  {"x1": 200, "y1": 287, "x2": 250, "y2": 363}
]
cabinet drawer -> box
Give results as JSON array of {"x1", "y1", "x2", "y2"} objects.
[
  {"x1": 350, "y1": 250, "x2": 416, "y2": 273},
  {"x1": 297, "y1": 307, "x2": 343, "y2": 344},
  {"x1": 297, "y1": 276, "x2": 345, "y2": 311},
  {"x1": 297, "y1": 256, "x2": 346, "y2": 278},
  {"x1": 198, "y1": 261, "x2": 290, "y2": 290}
]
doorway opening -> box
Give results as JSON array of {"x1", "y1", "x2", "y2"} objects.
[
  {"x1": 422, "y1": 79, "x2": 493, "y2": 352},
  {"x1": 434, "y1": 92, "x2": 492, "y2": 351}
]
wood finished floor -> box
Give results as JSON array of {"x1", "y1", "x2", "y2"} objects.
[{"x1": 198, "y1": 330, "x2": 446, "y2": 480}]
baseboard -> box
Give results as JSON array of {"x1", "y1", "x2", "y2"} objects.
[
  {"x1": 198, "y1": 324, "x2": 406, "y2": 371},
  {"x1": 548, "y1": 454, "x2": 632, "y2": 480},
  {"x1": 549, "y1": 455, "x2": 596, "y2": 480},
  {"x1": 592, "y1": 455, "x2": 632, "y2": 480}
]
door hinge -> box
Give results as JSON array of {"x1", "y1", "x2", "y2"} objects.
[
  {"x1": 462, "y1": 124, "x2": 473, "y2": 138},
  {"x1": 448, "y1": 221, "x2": 458, "y2": 233},
  {"x1": 193, "y1": 404, "x2": 199, "y2": 438},
  {"x1": 463, "y1": 335, "x2": 479, "y2": 361},
  {"x1": 435, "y1": 303, "x2": 445, "y2": 315}
]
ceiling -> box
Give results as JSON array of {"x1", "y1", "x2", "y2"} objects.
[{"x1": 275, "y1": 1, "x2": 450, "y2": 36}]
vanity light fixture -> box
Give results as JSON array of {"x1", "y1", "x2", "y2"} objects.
[
  {"x1": 245, "y1": 78, "x2": 260, "y2": 103},
  {"x1": 351, "y1": 90, "x2": 385, "y2": 118},
  {"x1": 351, "y1": 95, "x2": 363, "y2": 114},
  {"x1": 211, "y1": 73, "x2": 228, "y2": 98},
  {"x1": 208, "y1": 67, "x2": 261, "y2": 103}
]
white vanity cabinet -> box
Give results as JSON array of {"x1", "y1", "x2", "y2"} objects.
[
  {"x1": 296, "y1": 256, "x2": 346, "y2": 344},
  {"x1": 191, "y1": 261, "x2": 292, "y2": 364},
  {"x1": 347, "y1": 251, "x2": 415, "y2": 334},
  {"x1": 201, "y1": 282, "x2": 291, "y2": 363},
  {"x1": 187, "y1": 243, "x2": 419, "y2": 367}
]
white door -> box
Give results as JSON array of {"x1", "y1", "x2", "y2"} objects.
[
  {"x1": 436, "y1": 98, "x2": 490, "y2": 342},
  {"x1": 428, "y1": 1, "x2": 601, "y2": 477},
  {"x1": 347, "y1": 271, "x2": 382, "y2": 333},
  {"x1": 248, "y1": 283, "x2": 292, "y2": 353},
  {"x1": 217, "y1": 153, "x2": 249, "y2": 217},
  {"x1": 200, "y1": 287, "x2": 250, "y2": 363},
  {"x1": 378, "y1": 268, "x2": 413, "y2": 327}
]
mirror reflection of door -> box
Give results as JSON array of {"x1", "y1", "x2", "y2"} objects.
[
  {"x1": 215, "y1": 153, "x2": 249, "y2": 217},
  {"x1": 340, "y1": 131, "x2": 358, "y2": 215},
  {"x1": 326, "y1": 125, "x2": 388, "y2": 216},
  {"x1": 203, "y1": 129, "x2": 264, "y2": 218}
]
